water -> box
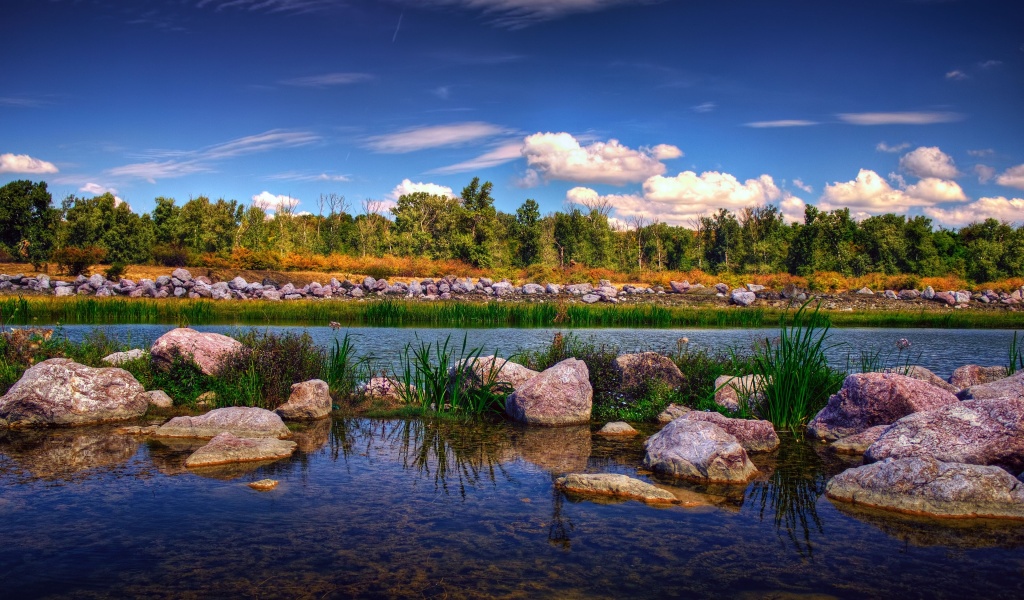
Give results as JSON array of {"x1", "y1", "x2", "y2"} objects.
[
  {"x1": 1, "y1": 419, "x2": 1022, "y2": 598},
  {"x1": 52, "y1": 324, "x2": 1020, "y2": 379}
]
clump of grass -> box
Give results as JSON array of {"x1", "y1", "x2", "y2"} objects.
[
  {"x1": 851, "y1": 337, "x2": 918, "y2": 374},
  {"x1": 395, "y1": 335, "x2": 512, "y2": 416},
  {"x1": 212, "y1": 330, "x2": 326, "y2": 409},
  {"x1": 323, "y1": 333, "x2": 368, "y2": 398},
  {"x1": 752, "y1": 301, "x2": 846, "y2": 432},
  {"x1": 1008, "y1": 331, "x2": 1023, "y2": 376}
]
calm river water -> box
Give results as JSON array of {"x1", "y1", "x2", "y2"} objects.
[
  {"x1": 1, "y1": 418, "x2": 1023, "y2": 598},
  {"x1": 53, "y1": 324, "x2": 1022, "y2": 379}
]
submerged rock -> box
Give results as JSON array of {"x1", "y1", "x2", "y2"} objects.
[
  {"x1": 249, "y1": 478, "x2": 279, "y2": 491},
  {"x1": 514, "y1": 424, "x2": 591, "y2": 473},
  {"x1": 505, "y1": 358, "x2": 592, "y2": 426},
  {"x1": 184, "y1": 432, "x2": 296, "y2": 468},
  {"x1": 275, "y1": 379, "x2": 332, "y2": 421},
  {"x1": 153, "y1": 407, "x2": 290, "y2": 439},
  {"x1": 150, "y1": 327, "x2": 243, "y2": 376},
  {"x1": 806, "y1": 372, "x2": 958, "y2": 441},
  {"x1": 826, "y1": 456, "x2": 1024, "y2": 519},
  {"x1": 864, "y1": 398, "x2": 1024, "y2": 473},
  {"x1": 556, "y1": 473, "x2": 677, "y2": 504},
  {"x1": 830, "y1": 425, "x2": 890, "y2": 455},
  {"x1": 596, "y1": 421, "x2": 638, "y2": 436},
  {"x1": 0, "y1": 358, "x2": 148, "y2": 428},
  {"x1": 643, "y1": 419, "x2": 758, "y2": 484}
]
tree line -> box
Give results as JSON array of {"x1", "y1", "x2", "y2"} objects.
[{"x1": 2, "y1": 178, "x2": 1023, "y2": 283}]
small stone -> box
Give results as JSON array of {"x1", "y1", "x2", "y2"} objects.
[
  {"x1": 248, "y1": 478, "x2": 279, "y2": 491},
  {"x1": 556, "y1": 473, "x2": 677, "y2": 504},
  {"x1": 145, "y1": 390, "x2": 174, "y2": 409},
  {"x1": 597, "y1": 421, "x2": 638, "y2": 436}
]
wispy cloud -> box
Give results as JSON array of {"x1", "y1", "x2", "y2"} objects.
[
  {"x1": 945, "y1": 70, "x2": 968, "y2": 81},
  {"x1": 979, "y1": 60, "x2": 1003, "y2": 69},
  {"x1": 109, "y1": 129, "x2": 320, "y2": 182},
  {"x1": 0, "y1": 153, "x2": 58, "y2": 174},
  {"x1": 837, "y1": 111, "x2": 962, "y2": 125},
  {"x1": 430, "y1": 52, "x2": 526, "y2": 65},
  {"x1": 279, "y1": 72, "x2": 373, "y2": 87},
  {"x1": 265, "y1": 171, "x2": 352, "y2": 183},
  {"x1": 410, "y1": 0, "x2": 659, "y2": 29},
  {"x1": 0, "y1": 96, "x2": 47, "y2": 108},
  {"x1": 196, "y1": 0, "x2": 339, "y2": 16},
  {"x1": 876, "y1": 141, "x2": 910, "y2": 153},
  {"x1": 428, "y1": 141, "x2": 524, "y2": 174},
  {"x1": 968, "y1": 148, "x2": 994, "y2": 157},
  {"x1": 364, "y1": 122, "x2": 509, "y2": 153},
  {"x1": 744, "y1": 120, "x2": 818, "y2": 128},
  {"x1": 692, "y1": 102, "x2": 716, "y2": 113}
]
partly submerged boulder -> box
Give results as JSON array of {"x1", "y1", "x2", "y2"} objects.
[
  {"x1": 596, "y1": 421, "x2": 639, "y2": 436},
  {"x1": 864, "y1": 398, "x2": 1024, "y2": 473},
  {"x1": 826, "y1": 456, "x2": 1024, "y2": 519},
  {"x1": 675, "y1": 411, "x2": 779, "y2": 452},
  {"x1": 274, "y1": 379, "x2": 332, "y2": 421},
  {"x1": 184, "y1": 432, "x2": 296, "y2": 468},
  {"x1": 830, "y1": 424, "x2": 890, "y2": 455},
  {"x1": 0, "y1": 358, "x2": 148, "y2": 428},
  {"x1": 643, "y1": 419, "x2": 758, "y2": 484},
  {"x1": 806, "y1": 372, "x2": 958, "y2": 441},
  {"x1": 950, "y1": 365, "x2": 1009, "y2": 391},
  {"x1": 150, "y1": 327, "x2": 243, "y2": 376},
  {"x1": 556, "y1": 473, "x2": 677, "y2": 504},
  {"x1": 505, "y1": 358, "x2": 592, "y2": 426},
  {"x1": 153, "y1": 407, "x2": 290, "y2": 439}
]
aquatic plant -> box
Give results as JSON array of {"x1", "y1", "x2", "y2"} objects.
[
  {"x1": 323, "y1": 333, "x2": 368, "y2": 398},
  {"x1": 852, "y1": 336, "x2": 919, "y2": 375},
  {"x1": 752, "y1": 301, "x2": 846, "y2": 432},
  {"x1": 1009, "y1": 331, "x2": 1023, "y2": 376},
  {"x1": 395, "y1": 334, "x2": 512, "y2": 415}
]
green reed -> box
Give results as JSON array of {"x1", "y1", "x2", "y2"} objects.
[{"x1": 395, "y1": 334, "x2": 511, "y2": 416}]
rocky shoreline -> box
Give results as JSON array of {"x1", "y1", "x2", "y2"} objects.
[{"x1": 2, "y1": 268, "x2": 1023, "y2": 311}]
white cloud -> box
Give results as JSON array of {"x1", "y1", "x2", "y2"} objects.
[
  {"x1": 200, "y1": 130, "x2": 320, "y2": 160},
  {"x1": 975, "y1": 164, "x2": 996, "y2": 184},
  {"x1": 744, "y1": 120, "x2": 818, "y2": 128},
  {"x1": 365, "y1": 122, "x2": 508, "y2": 153},
  {"x1": 107, "y1": 160, "x2": 210, "y2": 183},
  {"x1": 945, "y1": 70, "x2": 968, "y2": 81},
  {"x1": 251, "y1": 191, "x2": 300, "y2": 212},
  {"x1": 979, "y1": 60, "x2": 1003, "y2": 69},
  {"x1": 792, "y1": 178, "x2": 813, "y2": 193},
  {"x1": 279, "y1": 72, "x2": 372, "y2": 87},
  {"x1": 0, "y1": 153, "x2": 58, "y2": 174},
  {"x1": 837, "y1": 112, "x2": 962, "y2": 125},
  {"x1": 996, "y1": 164, "x2": 1024, "y2": 190},
  {"x1": 899, "y1": 146, "x2": 959, "y2": 179},
  {"x1": 968, "y1": 149, "x2": 994, "y2": 157},
  {"x1": 410, "y1": 0, "x2": 648, "y2": 28},
  {"x1": 429, "y1": 141, "x2": 524, "y2": 174},
  {"x1": 265, "y1": 171, "x2": 351, "y2": 183},
  {"x1": 924, "y1": 197, "x2": 1024, "y2": 227},
  {"x1": 388, "y1": 178, "x2": 455, "y2": 200},
  {"x1": 692, "y1": 102, "x2": 716, "y2": 113},
  {"x1": 876, "y1": 141, "x2": 910, "y2": 153},
  {"x1": 79, "y1": 183, "x2": 127, "y2": 209},
  {"x1": 521, "y1": 132, "x2": 680, "y2": 186},
  {"x1": 780, "y1": 195, "x2": 807, "y2": 223},
  {"x1": 819, "y1": 169, "x2": 967, "y2": 216}
]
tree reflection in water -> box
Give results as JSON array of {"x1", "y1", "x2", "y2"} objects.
[
  {"x1": 747, "y1": 438, "x2": 831, "y2": 557},
  {"x1": 548, "y1": 476, "x2": 575, "y2": 550}
]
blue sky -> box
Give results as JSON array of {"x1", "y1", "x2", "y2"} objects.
[{"x1": 2, "y1": 0, "x2": 1023, "y2": 228}]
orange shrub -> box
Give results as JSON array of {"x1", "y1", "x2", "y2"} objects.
[
  {"x1": 978, "y1": 277, "x2": 1024, "y2": 293},
  {"x1": 920, "y1": 275, "x2": 973, "y2": 292}
]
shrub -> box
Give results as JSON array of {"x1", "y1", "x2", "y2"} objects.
[
  {"x1": 213, "y1": 330, "x2": 326, "y2": 409},
  {"x1": 152, "y1": 244, "x2": 189, "y2": 267},
  {"x1": 52, "y1": 246, "x2": 106, "y2": 276},
  {"x1": 104, "y1": 262, "x2": 127, "y2": 281},
  {"x1": 232, "y1": 248, "x2": 281, "y2": 270}
]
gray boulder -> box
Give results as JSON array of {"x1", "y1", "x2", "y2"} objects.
[
  {"x1": 612, "y1": 352, "x2": 684, "y2": 393},
  {"x1": 185, "y1": 432, "x2": 296, "y2": 468},
  {"x1": 950, "y1": 365, "x2": 1011, "y2": 392},
  {"x1": 145, "y1": 390, "x2": 174, "y2": 409},
  {"x1": 153, "y1": 407, "x2": 290, "y2": 439},
  {"x1": 675, "y1": 410, "x2": 780, "y2": 452},
  {"x1": 453, "y1": 355, "x2": 538, "y2": 391},
  {"x1": 275, "y1": 379, "x2": 332, "y2": 421},
  {"x1": 730, "y1": 289, "x2": 756, "y2": 306},
  {"x1": 643, "y1": 419, "x2": 758, "y2": 483},
  {"x1": 0, "y1": 358, "x2": 148, "y2": 428},
  {"x1": 505, "y1": 358, "x2": 592, "y2": 426},
  {"x1": 826, "y1": 456, "x2": 1024, "y2": 519},
  {"x1": 555, "y1": 473, "x2": 677, "y2": 504},
  {"x1": 101, "y1": 348, "x2": 147, "y2": 365}
]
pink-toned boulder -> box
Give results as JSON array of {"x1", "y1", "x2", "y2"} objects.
[
  {"x1": 676, "y1": 411, "x2": 779, "y2": 452},
  {"x1": 949, "y1": 365, "x2": 1008, "y2": 391},
  {"x1": 826, "y1": 456, "x2": 1024, "y2": 519},
  {"x1": 669, "y1": 280, "x2": 690, "y2": 294},
  {"x1": 613, "y1": 352, "x2": 684, "y2": 393},
  {"x1": 597, "y1": 421, "x2": 638, "y2": 436},
  {"x1": 184, "y1": 432, "x2": 296, "y2": 468},
  {"x1": 150, "y1": 327, "x2": 243, "y2": 376},
  {"x1": 806, "y1": 372, "x2": 958, "y2": 441},
  {"x1": 958, "y1": 370, "x2": 1024, "y2": 402},
  {"x1": 505, "y1": 358, "x2": 592, "y2": 426},
  {"x1": 556, "y1": 473, "x2": 677, "y2": 504},
  {"x1": 657, "y1": 403, "x2": 690, "y2": 423},
  {"x1": 643, "y1": 419, "x2": 758, "y2": 484},
  {"x1": 275, "y1": 379, "x2": 332, "y2": 421},
  {"x1": 830, "y1": 424, "x2": 890, "y2": 455},
  {"x1": 360, "y1": 377, "x2": 412, "y2": 403},
  {"x1": 713, "y1": 374, "x2": 766, "y2": 412},
  {"x1": 0, "y1": 358, "x2": 148, "y2": 428},
  {"x1": 453, "y1": 355, "x2": 538, "y2": 390},
  {"x1": 153, "y1": 406, "x2": 290, "y2": 439},
  {"x1": 894, "y1": 366, "x2": 957, "y2": 394},
  {"x1": 864, "y1": 398, "x2": 1024, "y2": 473}
]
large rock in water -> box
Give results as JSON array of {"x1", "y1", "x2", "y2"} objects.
[
  {"x1": 825, "y1": 456, "x2": 1024, "y2": 519},
  {"x1": 274, "y1": 379, "x2": 332, "y2": 421},
  {"x1": 674, "y1": 411, "x2": 779, "y2": 452},
  {"x1": 806, "y1": 372, "x2": 958, "y2": 441},
  {"x1": 153, "y1": 407, "x2": 290, "y2": 439},
  {"x1": 453, "y1": 355, "x2": 538, "y2": 390},
  {"x1": 949, "y1": 365, "x2": 1008, "y2": 391},
  {"x1": 150, "y1": 327, "x2": 243, "y2": 376},
  {"x1": 184, "y1": 432, "x2": 297, "y2": 468},
  {"x1": 556, "y1": 473, "x2": 677, "y2": 504},
  {"x1": 505, "y1": 358, "x2": 592, "y2": 426},
  {"x1": 864, "y1": 398, "x2": 1024, "y2": 473},
  {"x1": 894, "y1": 366, "x2": 958, "y2": 394},
  {"x1": 958, "y1": 370, "x2": 1024, "y2": 402},
  {"x1": 612, "y1": 352, "x2": 684, "y2": 392},
  {"x1": 0, "y1": 358, "x2": 148, "y2": 428},
  {"x1": 643, "y1": 419, "x2": 758, "y2": 484}
]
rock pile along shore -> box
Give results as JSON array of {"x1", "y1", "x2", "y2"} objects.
[{"x1": 3, "y1": 270, "x2": 1023, "y2": 307}]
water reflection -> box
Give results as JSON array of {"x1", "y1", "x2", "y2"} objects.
[
  {"x1": 512, "y1": 424, "x2": 591, "y2": 473},
  {"x1": 0, "y1": 427, "x2": 139, "y2": 481},
  {"x1": 831, "y1": 502, "x2": 1024, "y2": 550}
]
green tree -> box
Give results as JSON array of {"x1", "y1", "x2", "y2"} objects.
[
  {"x1": 0, "y1": 180, "x2": 58, "y2": 265},
  {"x1": 513, "y1": 199, "x2": 542, "y2": 267}
]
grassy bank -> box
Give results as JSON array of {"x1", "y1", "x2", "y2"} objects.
[{"x1": 2, "y1": 295, "x2": 1022, "y2": 329}]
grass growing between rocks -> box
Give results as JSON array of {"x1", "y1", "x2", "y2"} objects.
[{"x1": 394, "y1": 335, "x2": 512, "y2": 416}]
